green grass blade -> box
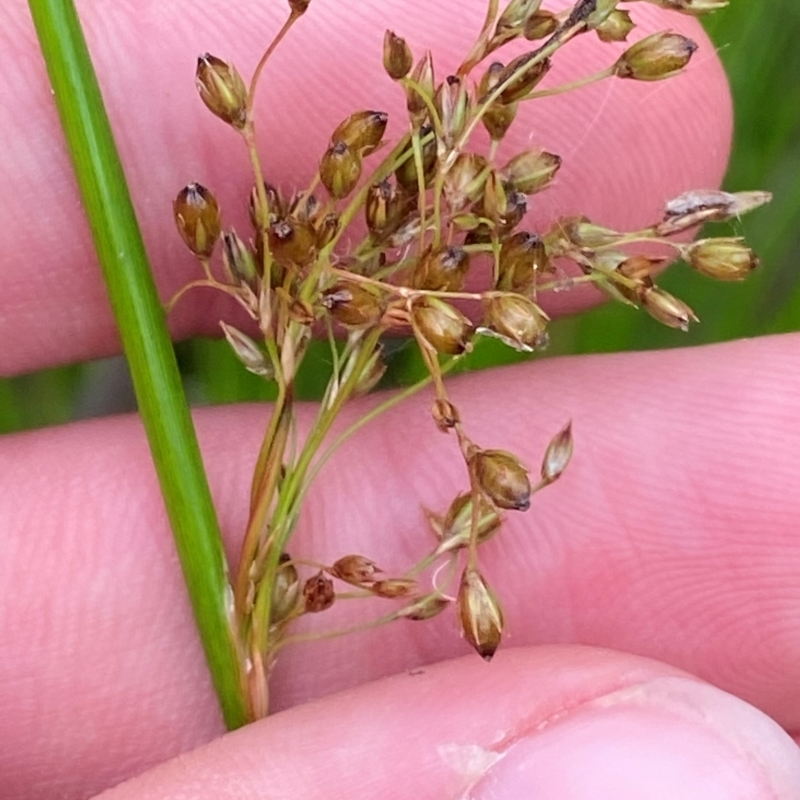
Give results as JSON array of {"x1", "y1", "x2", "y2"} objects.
[{"x1": 28, "y1": 0, "x2": 248, "y2": 729}]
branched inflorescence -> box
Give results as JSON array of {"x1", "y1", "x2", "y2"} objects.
[{"x1": 171, "y1": 0, "x2": 768, "y2": 720}]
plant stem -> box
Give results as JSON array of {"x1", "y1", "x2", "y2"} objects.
[{"x1": 28, "y1": 0, "x2": 248, "y2": 730}]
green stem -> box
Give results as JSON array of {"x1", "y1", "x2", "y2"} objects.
[{"x1": 29, "y1": 0, "x2": 248, "y2": 729}]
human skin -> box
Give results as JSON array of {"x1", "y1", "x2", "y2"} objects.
[{"x1": 2, "y1": 1, "x2": 800, "y2": 799}]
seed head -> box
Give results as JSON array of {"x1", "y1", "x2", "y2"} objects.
[
  {"x1": 411, "y1": 245, "x2": 471, "y2": 292},
  {"x1": 173, "y1": 182, "x2": 221, "y2": 258},
  {"x1": 614, "y1": 33, "x2": 698, "y2": 81},
  {"x1": 322, "y1": 282, "x2": 385, "y2": 328},
  {"x1": 331, "y1": 111, "x2": 388, "y2": 157},
  {"x1": 195, "y1": 54, "x2": 248, "y2": 129},
  {"x1": 524, "y1": 9, "x2": 559, "y2": 40},
  {"x1": 400, "y1": 594, "x2": 450, "y2": 621},
  {"x1": 221, "y1": 230, "x2": 257, "y2": 286},
  {"x1": 495, "y1": 54, "x2": 551, "y2": 104},
  {"x1": 639, "y1": 286, "x2": 698, "y2": 331},
  {"x1": 435, "y1": 75, "x2": 470, "y2": 146},
  {"x1": 432, "y1": 397, "x2": 460, "y2": 432},
  {"x1": 220, "y1": 322, "x2": 272, "y2": 377},
  {"x1": 541, "y1": 421, "x2": 573, "y2": 484},
  {"x1": 686, "y1": 238, "x2": 759, "y2": 281},
  {"x1": 595, "y1": 10, "x2": 635, "y2": 42},
  {"x1": 458, "y1": 566, "x2": 504, "y2": 661},
  {"x1": 445, "y1": 152, "x2": 489, "y2": 210},
  {"x1": 411, "y1": 297, "x2": 474, "y2": 355},
  {"x1": 471, "y1": 448, "x2": 531, "y2": 511},
  {"x1": 371, "y1": 578, "x2": 418, "y2": 599},
  {"x1": 435, "y1": 492, "x2": 502, "y2": 555},
  {"x1": 496, "y1": 232, "x2": 547, "y2": 294},
  {"x1": 270, "y1": 553, "x2": 301, "y2": 625},
  {"x1": 406, "y1": 51, "x2": 435, "y2": 124},
  {"x1": 501, "y1": 149, "x2": 561, "y2": 195},
  {"x1": 320, "y1": 141, "x2": 362, "y2": 199},
  {"x1": 383, "y1": 30, "x2": 413, "y2": 81},
  {"x1": 366, "y1": 179, "x2": 415, "y2": 239},
  {"x1": 329, "y1": 555, "x2": 381, "y2": 585},
  {"x1": 481, "y1": 293, "x2": 549, "y2": 351},
  {"x1": 288, "y1": 0, "x2": 311, "y2": 14},
  {"x1": 478, "y1": 62, "x2": 518, "y2": 141},
  {"x1": 268, "y1": 217, "x2": 316, "y2": 267},
  {"x1": 303, "y1": 572, "x2": 335, "y2": 613},
  {"x1": 249, "y1": 182, "x2": 283, "y2": 231}
]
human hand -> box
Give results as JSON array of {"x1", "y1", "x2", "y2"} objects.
[{"x1": 2, "y1": 1, "x2": 799, "y2": 798}]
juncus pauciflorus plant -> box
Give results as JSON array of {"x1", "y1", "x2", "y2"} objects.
[{"x1": 171, "y1": 0, "x2": 769, "y2": 721}]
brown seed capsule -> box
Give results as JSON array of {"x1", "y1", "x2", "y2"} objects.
[
  {"x1": 496, "y1": 232, "x2": 548, "y2": 294},
  {"x1": 412, "y1": 298, "x2": 474, "y2": 355},
  {"x1": 395, "y1": 127, "x2": 438, "y2": 191},
  {"x1": 173, "y1": 182, "x2": 221, "y2": 258},
  {"x1": 432, "y1": 397, "x2": 460, "y2": 432},
  {"x1": 288, "y1": 0, "x2": 311, "y2": 14},
  {"x1": 270, "y1": 553, "x2": 301, "y2": 625},
  {"x1": 331, "y1": 111, "x2": 388, "y2": 157},
  {"x1": 478, "y1": 62, "x2": 518, "y2": 141},
  {"x1": 195, "y1": 54, "x2": 248, "y2": 129},
  {"x1": 411, "y1": 246, "x2": 471, "y2": 292},
  {"x1": 614, "y1": 32, "x2": 698, "y2": 81},
  {"x1": 268, "y1": 217, "x2": 316, "y2": 267},
  {"x1": 482, "y1": 293, "x2": 549, "y2": 351},
  {"x1": 371, "y1": 578, "x2": 418, "y2": 599},
  {"x1": 685, "y1": 238, "x2": 759, "y2": 281},
  {"x1": 445, "y1": 152, "x2": 489, "y2": 211},
  {"x1": 501, "y1": 149, "x2": 561, "y2": 195},
  {"x1": 353, "y1": 344, "x2": 387, "y2": 396},
  {"x1": 303, "y1": 571, "x2": 335, "y2": 613},
  {"x1": 542, "y1": 421, "x2": 573, "y2": 484},
  {"x1": 320, "y1": 141, "x2": 362, "y2": 199},
  {"x1": 561, "y1": 216, "x2": 621, "y2": 249},
  {"x1": 482, "y1": 170, "x2": 509, "y2": 225},
  {"x1": 471, "y1": 449, "x2": 531, "y2": 511},
  {"x1": 400, "y1": 594, "x2": 450, "y2": 621},
  {"x1": 496, "y1": 54, "x2": 551, "y2": 104},
  {"x1": 221, "y1": 230, "x2": 257, "y2": 286},
  {"x1": 458, "y1": 566, "x2": 504, "y2": 661},
  {"x1": 249, "y1": 182, "x2": 284, "y2": 231},
  {"x1": 322, "y1": 281, "x2": 385, "y2": 328},
  {"x1": 639, "y1": 285, "x2": 698, "y2": 331},
  {"x1": 383, "y1": 30, "x2": 413, "y2": 81},
  {"x1": 595, "y1": 10, "x2": 635, "y2": 42},
  {"x1": 524, "y1": 9, "x2": 559, "y2": 40},
  {"x1": 365, "y1": 179, "x2": 415, "y2": 239},
  {"x1": 313, "y1": 212, "x2": 339, "y2": 250},
  {"x1": 329, "y1": 555, "x2": 381, "y2": 585},
  {"x1": 220, "y1": 322, "x2": 272, "y2": 377},
  {"x1": 435, "y1": 492, "x2": 502, "y2": 554},
  {"x1": 495, "y1": 0, "x2": 543, "y2": 41},
  {"x1": 406, "y1": 51, "x2": 435, "y2": 125},
  {"x1": 435, "y1": 75, "x2": 470, "y2": 146},
  {"x1": 617, "y1": 255, "x2": 664, "y2": 282}
]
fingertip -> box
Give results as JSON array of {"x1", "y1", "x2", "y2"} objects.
[{"x1": 95, "y1": 648, "x2": 800, "y2": 800}]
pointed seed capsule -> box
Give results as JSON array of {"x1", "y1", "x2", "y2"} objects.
[
  {"x1": 320, "y1": 141, "x2": 362, "y2": 199},
  {"x1": 303, "y1": 572, "x2": 335, "y2": 613},
  {"x1": 331, "y1": 111, "x2": 388, "y2": 157},
  {"x1": 542, "y1": 421, "x2": 573, "y2": 484},
  {"x1": 221, "y1": 230, "x2": 257, "y2": 286},
  {"x1": 501, "y1": 149, "x2": 561, "y2": 195},
  {"x1": 371, "y1": 578, "x2": 418, "y2": 599},
  {"x1": 614, "y1": 32, "x2": 698, "y2": 81},
  {"x1": 411, "y1": 246, "x2": 471, "y2": 292},
  {"x1": 412, "y1": 297, "x2": 474, "y2": 355},
  {"x1": 496, "y1": 231, "x2": 548, "y2": 294},
  {"x1": 322, "y1": 281, "x2": 385, "y2": 328},
  {"x1": 524, "y1": 10, "x2": 559, "y2": 39},
  {"x1": 383, "y1": 30, "x2": 414, "y2": 81},
  {"x1": 639, "y1": 286, "x2": 698, "y2": 331},
  {"x1": 270, "y1": 553, "x2": 301, "y2": 626},
  {"x1": 220, "y1": 322, "x2": 272, "y2": 377},
  {"x1": 481, "y1": 293, "x2": 549, "y2": 351},
  {"x1": 458, "y1": 566, "x2": 504, "y2": 661},
  {"x1": 496, "y1": 54, "x2": 551, "y2": 104},
  {"x1": 595, "y1": 10, "x2": 635, "y2": 42},
  {"x1": 685, "y1": 238, "x2": 759, "y2": 281},
  {"x1": 173, "y1": 182, "x2": 221, "y2": 258},
  {"x1": 195, "y1": 54, "x2": 248, "y2": 129},
  {"x1": 471, "y1": 449, "x2": 531, "y2": 510},
  {"x1": 329, "y1": 555, "x2": 381, "y2": 585},
  {"x1": 400, "y1": 595, "x2": 450, "y2": 621}
]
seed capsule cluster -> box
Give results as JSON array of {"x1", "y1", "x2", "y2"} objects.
[{"x1": 171, "y1": 0, "x2": 767, "y2": 719}]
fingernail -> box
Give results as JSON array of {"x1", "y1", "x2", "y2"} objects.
[{"x1": 466, "y1": 677, "x2": 800, "y2": 799}]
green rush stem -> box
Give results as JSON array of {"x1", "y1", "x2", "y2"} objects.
[
  {"x1": 411, "y1": 130, "x2": 428, "y2": 253},
  {"x1": 28, "y1": 0, "x2": 248, "y2": 729},
  {"x1": 251, "y1": 327, "x2": 385, "y2": 656}
]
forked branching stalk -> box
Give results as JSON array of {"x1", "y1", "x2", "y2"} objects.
[{"x1": 169, "y1": 0, "x2": 768, "y2": 721}]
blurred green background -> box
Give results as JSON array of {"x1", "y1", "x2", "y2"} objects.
[{"x1": 2, "y1": 3, "x2": 799, "y2": 433}]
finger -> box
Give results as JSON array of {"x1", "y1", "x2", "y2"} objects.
[
  {"x1": 2, "y1": 1, "x2": 730, "y2": 374},
  {"x1": 96, "y1": 648, "x2": 800, "y2": 800},
  {"x1": 3, "y1": 334, "x2": 800, "y2": 798}
]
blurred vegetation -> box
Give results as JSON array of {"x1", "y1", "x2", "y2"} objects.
[{"x1": 3, "y1": 3, "x2": 799, "y2": 433}]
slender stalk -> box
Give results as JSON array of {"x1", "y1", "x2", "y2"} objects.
[{"x1": 28, "y1": 0, "x2": 248, "y2": 729}]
